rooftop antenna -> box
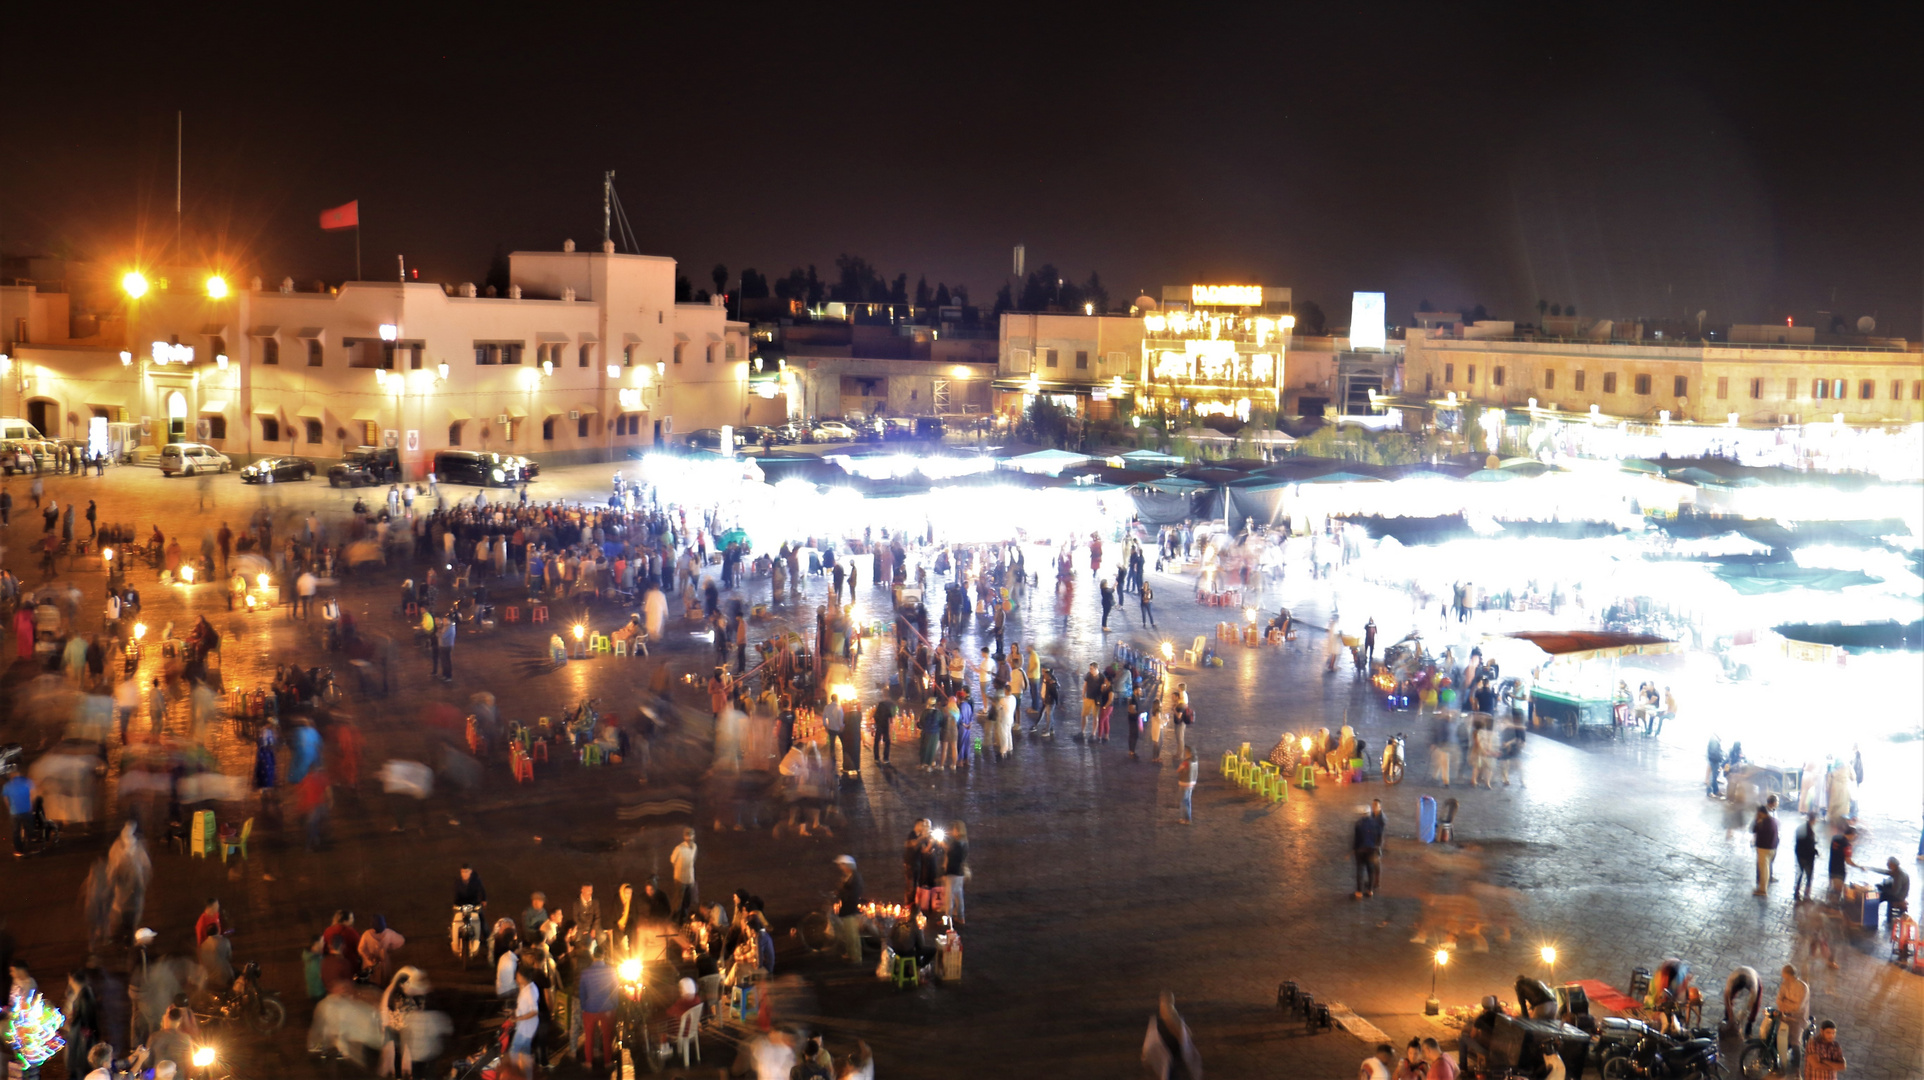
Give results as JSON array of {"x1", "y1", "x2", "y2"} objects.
[
  {"x1": 175, "y1": 111, "x2": 183, "y2": 264},
  {"x1": 604, "y1": 172, "x2": 640, "y2": 254}
]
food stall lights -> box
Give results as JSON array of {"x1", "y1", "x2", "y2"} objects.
[{"x1": 617, "y1": 958, "x2": 642, "y2": 984}]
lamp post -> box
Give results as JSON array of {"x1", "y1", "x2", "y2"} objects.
[
  {"x1": 1426, "y1": 948, "x2": 1449, "y2": 1015},
  {"x1": 121, "y1": 271, "x2": 148, "y2": 443}
]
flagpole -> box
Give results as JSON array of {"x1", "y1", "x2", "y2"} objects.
[{"x1": 355, "y1": 222, "x2": 362, "y2": 282}]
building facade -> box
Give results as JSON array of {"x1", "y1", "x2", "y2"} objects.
[
  {"x1": 1401, "y1": 329, "x2": 1923, "y2": 427},
  {"x1": 0, "y1": 241, "x2": 764, "y2": 475}
]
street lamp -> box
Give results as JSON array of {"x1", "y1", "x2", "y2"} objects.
[
  {"x1": 121, "y1": 271, "x2": 149, "y2": 299},
  {"x1": 1426, "y1": 948, "x2": 1449, "y2": 1015},
  {"x1": 205, "y1": 275, "x2": 228, "y2": 299}
]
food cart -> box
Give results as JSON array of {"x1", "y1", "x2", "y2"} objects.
[{"x1": 1505, "y1": 630, "x2": 1679, "y2": 739}]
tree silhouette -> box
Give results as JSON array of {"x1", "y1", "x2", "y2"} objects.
[
  {"x1": 914, "y1": 276, "x2": 932, "y2": 308},
  {"x1": 1295, "y1": 300, "x2": 1327, "y2": 336},
  {"x1": 711, "y1": 264, "x2": 729, "y2": 297}
]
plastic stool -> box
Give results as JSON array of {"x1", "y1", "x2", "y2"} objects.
[
  {"x1": 1222, "y1": 751, "x2": 1238, "y2": 778},
  {"x1": 504, "y1": 606, "x2": 521, "y2": 623},
  {"x1": 891, "y1": 955, "x2": 920, "y2": 989},
  {"x1": 1298, "y1": 764, "x2": 1316, "y2": 789},
  {"x1": 613, "y1": 638, "x2": 628, "y2": 657},
  {"x1": 404, "y1": 602, "x2": 418, "y2": 618},
  {"x1": 530, "y1": 606, "x2": 549, "y2": 624},
  {"x1": 531, "y1": 741, "x2": 548, "y2": 763}
]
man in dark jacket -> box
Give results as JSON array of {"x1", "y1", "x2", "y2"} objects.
[
  {"x1": 1353, "y1": 799, "x2": 1386, "y2": 899},
  {"x1": 1751, "y1": 803, "x2": 1780, "y2": 896},
  {"x1": 1793, "y1": 812, "x2": 1820, "y2": 902}
]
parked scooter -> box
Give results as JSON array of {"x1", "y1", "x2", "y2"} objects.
[{"x1": 1381, "y1": 734, "x2": 1406, "y2": 785}]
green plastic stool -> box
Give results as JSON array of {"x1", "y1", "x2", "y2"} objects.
[
  {"x1": 891, "y1": 954, "x2": 920, "y2": 989},
  {"x1": 1298, "y1": 764, "x2": 1316, "y2": 789}
]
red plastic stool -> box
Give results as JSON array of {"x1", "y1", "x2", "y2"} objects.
[
  {"x1": 504, "y1": 606, "x2": 521, "y2": 623},
  {"x1": 531, "y1": 606, "x2": 549, "y2": 624}
]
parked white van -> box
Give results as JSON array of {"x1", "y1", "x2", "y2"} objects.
[{"x1": 157, "y1": 442, "x2": 232, "y2": 476}]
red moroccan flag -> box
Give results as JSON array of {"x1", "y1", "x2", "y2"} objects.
[{"x1": 319, "y1": 200, "x2": 359, "y2": 231}]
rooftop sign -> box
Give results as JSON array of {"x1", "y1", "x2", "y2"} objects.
[{"x1": 1190, "y1": 284, "x2": 1263, "y2": 306}]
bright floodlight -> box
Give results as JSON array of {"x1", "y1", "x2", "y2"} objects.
[
  {"x1": 122, "y1": 271, "x2": 149, "y2": 298},
  {"x1": 378, "y1": 323, "x2": 398, "y2": 341},
  {"x1": 573, "y1": 623, "x2": 585, "y2": 640},
  {"x1": 191, "y1": 1045, "x2": 216, "y2": 1067},
  {"x1": 206, "y1": 275, "x2": 229, "y2": 299},
  {"x1": 617, "y1": 958, "x2": 642, "y2": 983},
  {"x1": 1435, "y1": 949, "x2": 1450, "y2": 966},
  {"x1": 1540, "y1": 946, "x2": 1557, "y2": 965}
]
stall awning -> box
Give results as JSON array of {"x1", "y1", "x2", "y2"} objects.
[
  {"x1": 198, "y1": 400, "x2": 229, "y2": 414},
  {"x1": 296, "y1": 403, "x2": 326, "y2": 419},
  {"x1": 350, "y1": 407, "x2": 383, "y2": 422},
  {"x1": 1507, "y1": 631, "x2": 1678, "y2": 662}
]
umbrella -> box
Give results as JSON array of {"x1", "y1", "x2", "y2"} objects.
[{"x1": 717, "y1": 528, "x2": 751, "y2": 549}]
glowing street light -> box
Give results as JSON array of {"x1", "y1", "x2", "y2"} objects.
[
  {"x1": 205, "y1": 275, "x2": 229, "y2": 299},
  {"x1": 133, "y1": 622, "x2": 148, "y2": 641},
  {"x1": 617, "y1": 958, "x2": 642, "y2": 985},
  {"x1": 122, "y1": 271, "x2": 149, "y2": 298},
  {"x1": 378, "y1": 323, "x2": 398, "y2": 342}
]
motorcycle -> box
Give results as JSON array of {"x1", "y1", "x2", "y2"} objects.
[
  {"x1": 1739, "y1": 1007, "x2": 1813, "y2": 1079},
  {"x1": 1602, "y1": 1027, "x2": 1723, "y2": 1079},
  {"x1": 451, "y1": 905, "x2": 485, "y2": 967},
  {"x1": 196, "y1": 962, "x2": 287, "y2": 1035},
  {"x1": 1381, "y1": 734, "x2": 1406, "y2": 785}
]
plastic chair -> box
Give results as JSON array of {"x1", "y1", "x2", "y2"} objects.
[
  {"x1": 530, "y1": 606, "x2": 549, "y2": 624},
  {"x1": 503, "y1": 606, "x2": 520, "y2": 623},
  {"x1": 891, "y1": 954, "x2": 920, "y2": 989},
  {"x1": 674, "y1": 1002, "x2": 703, "y2": 1066},
  {"x1": 1182, "y1": 636, "x2": 1206, "y2": 665},
  {"x1": 1221, "y1": 751, "x2": 1238, "y2": 778},
  {"x1": 220, "y1": 817, "x2": 253, "y2": 862}
]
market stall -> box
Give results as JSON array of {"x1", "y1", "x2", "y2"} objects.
[{"x1": 1506, "y1": 630, "x2": 1679, "y2": 739}]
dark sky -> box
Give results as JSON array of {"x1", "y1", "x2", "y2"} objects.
[{"x1": 4, "y1": 4, "x2": 1919, "y2": 335}]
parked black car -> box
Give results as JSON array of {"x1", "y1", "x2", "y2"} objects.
[
  {"x1": 432, "y1": 450, "x2": 522, "y2": 486},
  {"x1": 240, "y1": 456, "x2": 318, "y2": 483},
  {"x1": 328, "y1": 446, "x2": 401, "y2": 487}
]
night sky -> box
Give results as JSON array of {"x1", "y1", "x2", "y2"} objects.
[{"x1": 3, "y1": 5, "x2": 1919, "y2": 335}]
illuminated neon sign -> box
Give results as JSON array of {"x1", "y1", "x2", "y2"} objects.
[{"x1": 1190, "y1": 285, "x2": 1263, "y2": 306}]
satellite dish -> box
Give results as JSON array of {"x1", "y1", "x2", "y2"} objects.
[{"x1": 1856, "y1": 315, "x2": 1875, "y2": 334}]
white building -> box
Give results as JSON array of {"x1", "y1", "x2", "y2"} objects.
[{"x1": 0, "y1": 240, "x2": 775, "y2": 476}]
